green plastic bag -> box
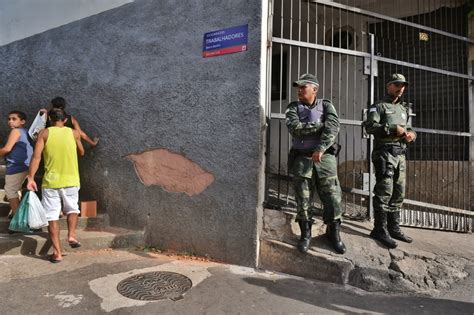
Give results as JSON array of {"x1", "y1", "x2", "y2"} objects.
[{"x1": 9, "y1": 191, "x2": 31, "y2": 233}]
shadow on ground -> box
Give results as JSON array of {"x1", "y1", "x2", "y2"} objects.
[{"x1": 243, "y1": 276, "x2": 474, "y2": 314}]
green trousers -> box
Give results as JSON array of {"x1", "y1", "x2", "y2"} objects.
[
  {"x1": 372, "y1": 150, "x2": 406, "y2": 213},
  {"x1": 291, "y1": 153, "x2": 344, "y2": 223}
]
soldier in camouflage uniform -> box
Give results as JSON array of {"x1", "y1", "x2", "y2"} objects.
[
  {"x1": 285, "y1": 73, "x2": 346, "y2": 254},
  {"x1": 363, "y1": 73, "x2": 416, "y2": 248}
]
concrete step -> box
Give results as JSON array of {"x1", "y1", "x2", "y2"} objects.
[
  {"x1": 0, "y1": 214, "x2": 109, "y2": 233},
  {"x1": 0, "y1": 202, "x2": 9, "y2": 217},
  {"x1": 0, "y1": 226, "x2": 144, "y2": 255},
  {"x1": 260, "y1": 209, "x2": 353, "y2": 284},
  {"x1": 260, "y1": 209, "x2": 474, "y2": 295},
  {"x1": 260, "y1": 238, "x2": 353, "y2": 284}
]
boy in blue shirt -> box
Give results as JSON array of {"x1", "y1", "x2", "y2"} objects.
[{"x1": 0, "y1": 111, "x2": 33, "y2": 218}]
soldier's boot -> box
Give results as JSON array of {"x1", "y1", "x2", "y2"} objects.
[
  {"x1": 297, "y1": 220, "x2": 312, "y2": 253},
  {"x1": 325, "y1": 220, "x2": 346, "y2": 254},
  {"x1": 387, "y1": 212, "x2": 413, "y2": 243},
  {"x1": 370, "y1": 211, "x2": 398, "y2": 249}
]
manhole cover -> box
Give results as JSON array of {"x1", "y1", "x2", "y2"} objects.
[{"x1": 117, "y1": 271, "x2": 192, "y2": 301}]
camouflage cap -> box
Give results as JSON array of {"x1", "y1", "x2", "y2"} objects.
[
  {"x1": 386, "y1": 73, "x2": 409, "y2": 86},
  {"x1": 292, "y1": 73, "x2": 319, "y2": 87}
]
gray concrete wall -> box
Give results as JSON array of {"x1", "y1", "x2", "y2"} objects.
[{"x1": 0, "y1": 0, "x2": 266, "y2": 267}]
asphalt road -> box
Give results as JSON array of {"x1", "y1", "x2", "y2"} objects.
[{"x1": 0, "y1": 249, "x2": 472, "y2": 314}]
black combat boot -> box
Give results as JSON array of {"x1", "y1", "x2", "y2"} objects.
[
  {"x1": 297, "y1": 220, "x2": 312, "y2": 253},
  {"x1": 387, "y1": 212, "x2": 413, "y2": 243},
  {"x1": 370, "y1": 211, "x2": 398, "y2": 249},
  {"x1": 325, "y1": 220, "x2": 346, "y2": 254}
]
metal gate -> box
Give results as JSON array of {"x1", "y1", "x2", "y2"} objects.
[{"x1": 265, "y1": 0, "x2": 474, "y2": 232}]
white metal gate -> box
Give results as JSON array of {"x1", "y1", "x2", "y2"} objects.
[{"x1": 265, "y1": 0, "x2": 474, "y2": 232}]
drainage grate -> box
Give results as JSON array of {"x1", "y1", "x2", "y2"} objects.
[{"x1": 117, "y1": 271, "x2": 192, "y2": 301}]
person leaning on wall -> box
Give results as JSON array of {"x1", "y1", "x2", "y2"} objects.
[
  {"x1": 40, "y1": 96, "x2": 99, "y2": 147},
  {"x1": 285, "y1": 73, "x2": 346, "y2": 254},
  {"x1": 362, "y1": 73, "x2": 416, "y2": 249}
]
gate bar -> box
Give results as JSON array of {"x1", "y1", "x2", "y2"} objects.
[
  {"x1": 272, "y1": 37, "x2": 474, "y2": 81},
  {"x1": 308, "y1": 0, "x2": 474, "y2": 44},
  {"x1": 368, "y1": 33, "x2": 375, "y2": 220},
  {"x1": 342, "y1": 187, "x2": 474, "y2": 216},
  {"x1": 270, "y1": 113, "x2": 471, "y2": 137}
]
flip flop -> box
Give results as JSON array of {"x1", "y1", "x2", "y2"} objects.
[
  {"x1": 49, "y1": 255, "x2": 62, "y2": 264},
  {"x1": 68, "y1": 241, "x2": 81, "y2": 248}
]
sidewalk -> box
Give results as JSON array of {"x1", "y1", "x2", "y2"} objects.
[
  {"x1": 0, "y1": 248, "x2": 472, "y2": 314},
  {"x1": 261, "y1": 209, "x2": 474, "y2": 295}
]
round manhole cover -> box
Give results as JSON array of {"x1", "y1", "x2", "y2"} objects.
[{"x1": 117, "y1": 271, "x2": 192, "y2": 301}]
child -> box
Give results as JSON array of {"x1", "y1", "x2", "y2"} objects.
[
  {"x1": 42, "y1": 97, "x2": 99, "y2": 146},
  {"x1": 0, "y1": 111, "x2": 34, "y2": 218}
]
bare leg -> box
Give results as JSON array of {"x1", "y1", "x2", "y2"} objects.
[
  {"x1": 8, "y1": 198, "x2": 20, "y2": 217},
  {"x1": 67, "y1": 213, "x2": 79, "y2": 243},
  {"x1": 48, "y1": 220, "x2": 62, "y2": 260}
]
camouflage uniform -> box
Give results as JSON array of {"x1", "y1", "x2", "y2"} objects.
[
  {"x1": 364, "y1": 96, "x2": 415, "y2": 214},
  {"x1": 285, "y1": 99, "x2": 344, "y2": 224},
  {"x1": 363, "y1": 73, "x2": 416, "y2": 247}
]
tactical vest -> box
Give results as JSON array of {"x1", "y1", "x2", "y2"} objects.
[
  {"x1": 292, "y1": 99, "x2": 324, "y2": 151},
  {"x1": 377, "y1": 102, "x2": 410, "y2": 144}
]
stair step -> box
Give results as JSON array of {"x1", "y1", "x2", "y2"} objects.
[
  {"x1": 0, "y1": 203, "x2": 9, "y2": 217},
  {"x1": 0, "y1": 214, "x2": 109, "y2": 233},
  {"x1": 0, "y1": 227, "x2": 144, "y2": 255}
]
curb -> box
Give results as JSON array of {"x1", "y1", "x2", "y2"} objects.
[
  {"x1": 0, "y1": 214, "x2": 110, "y2": 232},
  {"x1": 0, "y1": 228, "x2": 144, "y2": 255},
  {"x1": 259, "y1": 238, "x2": 353, "y2": 285}
]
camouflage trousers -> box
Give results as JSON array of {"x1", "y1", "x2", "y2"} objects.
[
  {"x1": 291, "y1": 153, "x2": 344, "y2": 223},
  {"x1": 372, "y1": 149, "x2": 406, "y2": 213}
]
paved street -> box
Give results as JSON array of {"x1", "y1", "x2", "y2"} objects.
[{"x1": 1, "y1": 248, "x2": 472, "y2": 314}]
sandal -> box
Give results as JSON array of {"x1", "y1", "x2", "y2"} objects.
[
  {"x1": 49, "y1": 255, "x2": 62, "y2": 263},
  {"x1": 68, "y1": 241, "x2": 81, "y2": 248}
]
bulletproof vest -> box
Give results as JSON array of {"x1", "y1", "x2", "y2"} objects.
[{"x1": 292, "y1": 99, "x2": 324, "y2": 150}]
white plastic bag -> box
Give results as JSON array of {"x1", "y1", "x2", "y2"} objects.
[
  {"x1": 28, "y1": 191, "x2": 49, "y2": 229},
  {"x1": 28, "y1": 110, "x2": 47, "y2": 141}
]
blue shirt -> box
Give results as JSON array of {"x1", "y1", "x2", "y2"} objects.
[{"x1": 5, "y1": 128, "x2": 33, "y2": 175}]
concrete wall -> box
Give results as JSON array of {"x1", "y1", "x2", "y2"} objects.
[{"x1": 0, "y1": 0, "x2": 266, "y2": 267}]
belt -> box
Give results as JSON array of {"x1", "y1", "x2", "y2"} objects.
[
  {"x1": 294, "y1": 150, "x2": 314, "y2": 157},
  {"x1": 376, "y1": 144, "x2": 407, "y2": 156},
  {"x1": 292, "y1": 148, "x2": 337, "y2": 157}
]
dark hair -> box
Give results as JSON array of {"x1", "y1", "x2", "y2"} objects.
[
  {"x1": 51, "y1": 96, "x2": 66, "y2": 109},
  {"x1": 48, "y1": 108, "x2": 67, "y2": 123},
  {"x1": 9, "y1": 110, "x2": 27, "y2": 121}
]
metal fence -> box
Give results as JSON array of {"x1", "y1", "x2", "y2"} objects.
[{"x1": 265, "y1": 0, "x2": 473, "y2": 232}]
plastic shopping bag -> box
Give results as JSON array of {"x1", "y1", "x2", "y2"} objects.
[
  {"x1": 28, "y1": 191, "x2": 48, "y2": 229},
  {"x1": 9, "y1": 192, "x2": 31, "y2": 233},
  {"x1": 28, "y1": 111, "x2": 47, "y2": 141}
]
